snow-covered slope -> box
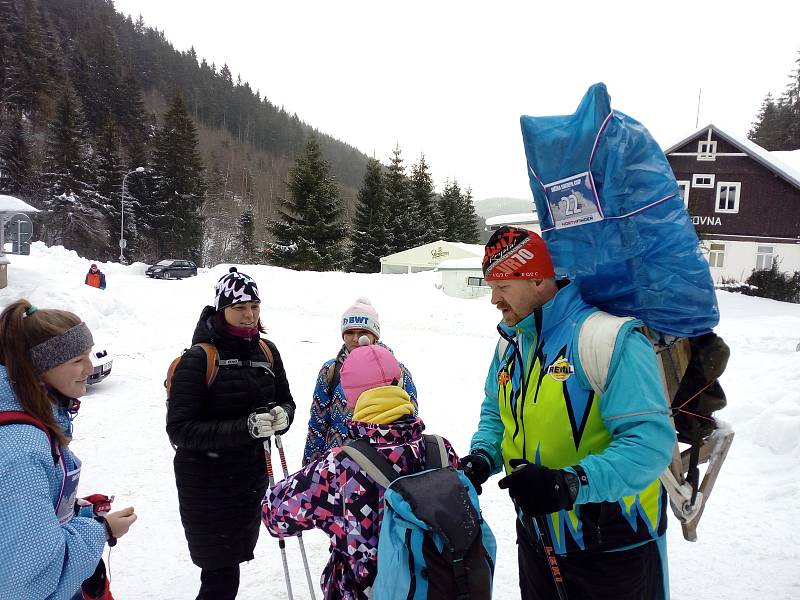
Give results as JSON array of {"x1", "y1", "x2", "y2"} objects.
[{"x1": 1, "y1": 243, "x2": 798, "y2": 599}]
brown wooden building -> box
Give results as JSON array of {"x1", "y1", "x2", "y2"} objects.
[{"x1": 665, "y1": 124, "x2": 800, "y2": 282}]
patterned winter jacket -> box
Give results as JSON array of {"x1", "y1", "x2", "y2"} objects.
[
  {"x1": 265, "y1": 417, "x2": 459, "y2": 600},
  {"x1": 0, "y1": 365, "x2": 106, "y2": 600},
  {"x1": 302, "y1": 343, "x2": 418, "y2": 465}
]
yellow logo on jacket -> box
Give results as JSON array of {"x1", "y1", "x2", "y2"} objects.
[{"x1": 546, "y1": 358, "x2": 574, "y2": 382}]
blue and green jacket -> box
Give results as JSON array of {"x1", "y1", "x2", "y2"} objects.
[{"x1": 470, "y1": 283, "x2": 675, "y2": 554}]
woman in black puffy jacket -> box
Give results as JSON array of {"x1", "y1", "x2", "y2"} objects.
[{"x1": 167, "y1": 267, "x2": 295, "y2": 600}]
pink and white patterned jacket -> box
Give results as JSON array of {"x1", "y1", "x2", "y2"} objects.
[{"x1": 263, "y1": 417, "x2": 459, "y2": 600}]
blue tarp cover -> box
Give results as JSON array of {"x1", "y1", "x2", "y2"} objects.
[{"x1": 520, "y1": 83, "x2": 719, "y2": 337}]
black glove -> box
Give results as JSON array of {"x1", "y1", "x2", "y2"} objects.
[
  {"x1": 498, "y1": 459, "x2": 579, "y2": 516},
  {"x1": 460, "y1": 452, "x2": 492, "y2": 495}
]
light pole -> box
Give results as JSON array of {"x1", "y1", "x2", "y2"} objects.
[{"x1": 120, "y1": 166, "x2": 145, "y2": 264}]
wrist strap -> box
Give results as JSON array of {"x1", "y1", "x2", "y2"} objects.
[
  {"x1": 94, "y1": 516, "x2": 117, "y2": 547},
  {"x1": 572, "y1": 464, "x2": 589, "y2": 487}
]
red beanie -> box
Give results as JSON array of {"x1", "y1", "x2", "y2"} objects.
[{"x1": 482, "y1": 225, "x2": 554, "y2": 281}]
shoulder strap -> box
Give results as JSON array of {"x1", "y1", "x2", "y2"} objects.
[
  {"x1": 423, "y1": 434, "x2": 448, "y2": 470},
  {"x1": 166, "y1": 343, "x2": 218, "y2": 395},
  {"x1": 340, "y1": 439, "x2": 398, "y2": 488},
  {"x1": 258, "y1": 339, "x2": 274, "y2": 364},
  {"x1": 325, "y1": 359, "x2": 343, "y2": 397},
  {"x1": 196, "y1": 342, "x2": 218, "y2": 387},
  {"x1": 577, "y1": 311, "x2": 635, "y2": 397},
  {"x1": 0, "y1": 411, "x2": 59, "y2": 463},
  {"x1": 497, "y1": 337, "x2": 510, "y2": 362}
]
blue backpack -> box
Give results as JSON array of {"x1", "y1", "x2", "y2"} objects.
[{"x1": 342, "y1": 435, "x2": 496, "y2": 600}]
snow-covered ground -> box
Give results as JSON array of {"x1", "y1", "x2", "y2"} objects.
[{"x1": 2, "y1": 243, "x2": 799, "y2": 599}]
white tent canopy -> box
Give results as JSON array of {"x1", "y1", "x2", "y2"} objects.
[{"x1": 379, "y1": 240, "x2": 484, "y2": 274}]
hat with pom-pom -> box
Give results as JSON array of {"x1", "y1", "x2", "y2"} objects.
[
  {"x1": 341, "y1": 297, "x2": 380, "y2": 338},
  {"x1": 214, "y1": 267, "x2": 260, "y2": 311}
]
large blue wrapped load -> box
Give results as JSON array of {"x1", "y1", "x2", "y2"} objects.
[{"x1": 520, "y1": 83, "x2": 718, "y2": 337}]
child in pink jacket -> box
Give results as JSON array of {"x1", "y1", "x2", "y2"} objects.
[{"x1": 263, "y1": 344, "x2": 460, "y2": 600}]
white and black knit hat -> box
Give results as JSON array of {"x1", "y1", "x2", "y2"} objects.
[{"x1": 214, "y1": 267, "x2": 260, "y2": 311}]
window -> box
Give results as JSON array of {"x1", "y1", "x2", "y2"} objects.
[
  {"x1": 692, "y1": 174, "x2": 715, "y2": 188},
  {"x1": 677, "y1": 180, "x2": 690, "y2": 207},
  {"x1": 467, "y1": 276, "x2": 487, "y2": 288},
  {"x1": 716, "y1": 182, "x2": 741, "y2": 213},
  {"x1": 698, "y1": 140, "x2": 717, "y2": 161},
  {"x1": 708, "y1": 243, "x2": 725, "y2": 268},
  {"x1": 756, "y1": 245, "x2": 775, "y2": 270}
]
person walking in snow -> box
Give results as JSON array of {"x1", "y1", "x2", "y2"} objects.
[
  {"x1": 462, "y1": 226, "x2": 675, "y2": 600},
  {"x1": 84, "y1": 263, "x2": 106, "y2": 289},
  {"x1": 0, "y1": 299, "x2": 137, "y2": 600},
  {"x1": 264, "y1": 344, "x2": 460, "y2": 600},
  {"x1": 302, "y1": 297, "x2": 417, "y2": 465},
  {"x1": 167, "y1": 267, "x2": 296, "y2": 600}
]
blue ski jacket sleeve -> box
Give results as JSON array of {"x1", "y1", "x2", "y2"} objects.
[
  {"x1": 568, "y1": 325, "x2": 675, "y2": 504},
  {"x1": 469, "y1": 341, "x2": 506, "y2": 473},
  {"x1": 303, "y1": 360, "x2": 336, "y2": 465},
  {"x1": 470, "y1": 321, "x2": 675, "y2": 502}
]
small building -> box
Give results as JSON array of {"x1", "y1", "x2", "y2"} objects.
[
  {"x1": 379, "y1": 241, "x2": 484, "y2": 274},
  {"x1": 0, "y1": 195, "x2": 39, "y2": 289},
  {"x1": 665, "y1": 125, "x2": 800, "y2": 283},
  {"x1": 435, "y1": 256, "x2": 489, "y2": 299}
]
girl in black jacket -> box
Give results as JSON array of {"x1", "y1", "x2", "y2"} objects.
[{"x1": 167, "y1": 267, "x2": 295, "y2": 600}]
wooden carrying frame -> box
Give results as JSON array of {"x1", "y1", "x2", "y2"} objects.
[{"x1": 652, "y1": 335, "x2": 734, "y2": 542}]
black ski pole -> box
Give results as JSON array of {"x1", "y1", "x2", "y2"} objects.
[{"x1": 531, "y1": 515, "x2": 568, "y2": 600}]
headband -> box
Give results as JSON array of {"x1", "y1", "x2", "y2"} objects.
[{"x1": 29, "y1": 322, "x2": 94, "y2": 374}]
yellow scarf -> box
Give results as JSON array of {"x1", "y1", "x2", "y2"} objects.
[{"x1": 353, "y1": 386, "x2": 414, "y2": 425}]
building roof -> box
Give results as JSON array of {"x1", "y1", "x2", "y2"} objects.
[
  {"x1": 772, "y1": 150, "x2": 800, "y2": 175},
  {"x1": 664, "y1": 125, "x2": 800, "y2": 190},
  {"x1": 485, "y1": 211, "x2": 539, "y2": 226},
  {"x1": 0, "y1": 195, "x2": 39, "y2": 213},
  {"x1": 380, "y1": 240, "x2": 484, "y2": 266},
  {"x1": 435, "y1": 256, "x2": 484, "y2": 271}
]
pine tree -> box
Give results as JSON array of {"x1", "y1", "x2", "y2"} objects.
[
  {"x1": 39, "y1": 87, "x2": 108, "y2": 256},
  {"x1": 437, "y1": 179, "x2": 462, "y2": 241},
  {"x1": 201, "y1": 160, "x2": 237, "y2": 265},
  {"x1": 0, "y1": 111, "x2": 31, "y2": 195},
  {"x1": 149, "y1": 94, "x2": 207, "y2": 262},
  {"x1": 94, "y1": 119, "x2": 142, "y2": 261},
  {"x1": 350, "y1": 158, "x2": 391, "y2": 273},
  {"x1": 238, "y1": 205, "x2": 257, "y2": 263},
  {"x1": 384, "y1": 145, "x2": 416, "y2": 252},
  {"x1": 456, "y1": 186, "x2": 481, "y2": 243},
  {"x1": 748, "y1": 94, "x2": 794, "y2": 150},
  {"x1": 268, "y1": 135, "x2": 347, "y2": 270},
  {"x1": 410, "y1": 154, "x2": 439, "y2": 244}
]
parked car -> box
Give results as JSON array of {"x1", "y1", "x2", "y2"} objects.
[
  {"x1": 88, "y1": 346, "x2": 113, "y2": 385},
  {"x1": 146, "y1": 259, "x2": 198, "y2": 279}
]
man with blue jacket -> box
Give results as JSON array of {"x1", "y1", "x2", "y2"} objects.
[{"x1": 462, "y1": 225, "x2": 675, "y2": 600}]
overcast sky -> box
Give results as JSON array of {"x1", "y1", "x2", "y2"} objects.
[{"x1": 112, "y1": 0, "x2": 800, "y2": 201}]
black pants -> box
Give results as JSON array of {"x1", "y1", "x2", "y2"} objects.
[
  {"x1": 197, "y1": 564, "x2": 240, "y2": 600},
  {"x1": 517, "y1": 520, "x2": 665, "y2": 600}
]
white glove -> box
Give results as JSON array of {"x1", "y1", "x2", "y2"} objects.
[{"x1": 247, "y1": 406, "x2": 289, "y2": 439}]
